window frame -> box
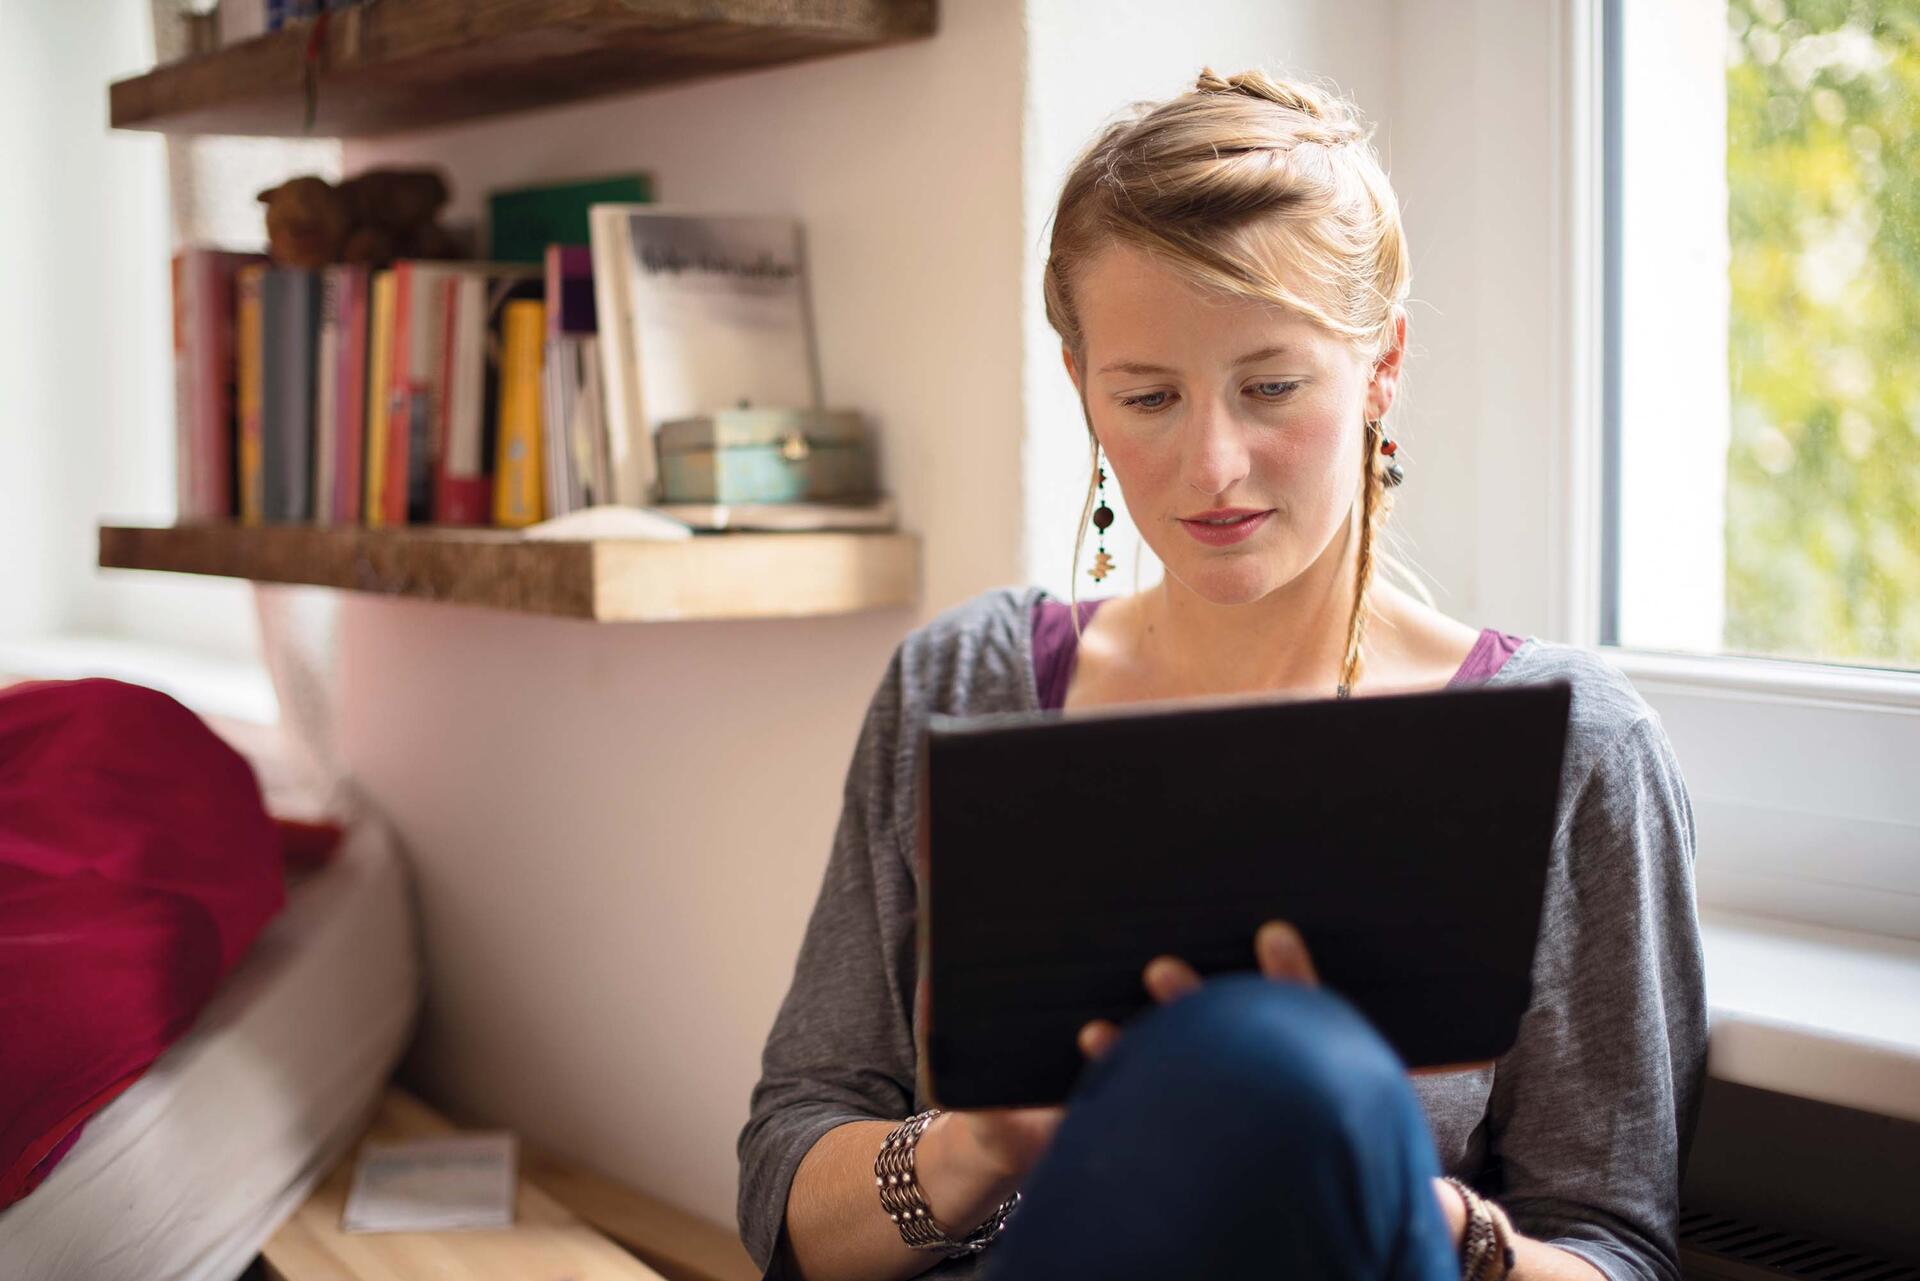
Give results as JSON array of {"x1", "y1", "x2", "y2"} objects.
[{"x1": 1549, "y1": 0, "x2": 1920, "y2": 940}]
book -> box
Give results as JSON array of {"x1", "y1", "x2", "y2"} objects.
[
  {"x1": 363, "y1": 270, "x2": 398, "y2": 527},
  {"x1": 235, "y1": 264, "x2": 267, "y2": 526},
  {"x1": 541, "y1": 336, "x2": 608, "y2": 517},
  {"x1": 543, "y1": 244, "x2": 597, "y2": 337},
  {"x1": 597, "y1": 208, "x2": 823, "y2": 509},
  {"x1": 383, "y1": 262, "x2": 443, "y2": 525},
  {"x1": 541, "y1": 244, "x2": 609, "y2": 517},
  {"x1": 438, "y1": 271, "x2": 543, "y2": 526},
  {"x1": 494, "y1": 300, "x2": 546, "y2": 528},
  {"x1": 541, "y1": 338, "x2": 579, "y2": 517},
  {"x1": 487, "y1": 173, "x2": 651, "y2": 264},
  {"x1": 437, "y1": 275, "x2": 487, "y2": 525},
  {"x1": 588, "y1": 204, "x2": 649, "y2": 506},
  {"x1": 341, "y1": 1134, "x2": 517, "y2": 1234},
  {"x1": 171, "y1": 248, "x2": 265, "y2": 521},
  {"x1": 329, "y1": 265, "x2": 373, "y2": 524},
  {"x1": 380, "y1": 261, "x2": 539, "y2": 526},
  {"x1": 314, "y1": 269, "x2": 342, "y2": 523},
  {"x1": 260, "y1": 268, "x2": 321, "y2": 523}
]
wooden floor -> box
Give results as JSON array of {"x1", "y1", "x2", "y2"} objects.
[{"x1": 263, "y1": 1089, "x2": 756, "y2": 1281}]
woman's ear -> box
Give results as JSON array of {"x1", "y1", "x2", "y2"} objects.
[
  {"x1": 1366, "y1": 309, "x2": 1408, "y2": 420},
  {"x1": 1061, "y1": 342, "x2": 1083, "y2": 398}
]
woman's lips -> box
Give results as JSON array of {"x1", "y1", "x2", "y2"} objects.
[{"x1": 1178, "y1": 509, "x2": 1273, "y2": 546}]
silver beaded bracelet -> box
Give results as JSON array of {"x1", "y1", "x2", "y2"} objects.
[{"x1": 875, "y1": 1109, "x2": 1021, "y2": 1257}]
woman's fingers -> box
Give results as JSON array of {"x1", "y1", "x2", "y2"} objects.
[
  {"x1": 1079, "y1": 931, "x2": 1316, "y2": 1066},
  {"x1": 1078, "y1": 1018, "x2": 1121, "y2": 1060},
  {"x1": 1255, "y1": 920, "x2": 1320, "y2": 986},
  {"x1": 1143, "y1": 954, "x2": 1202, "y2": 1003}
]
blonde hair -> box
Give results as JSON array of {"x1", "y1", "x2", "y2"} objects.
[{"x1": 1047, "y1": 67, "x2": 1414, "y2": 694}]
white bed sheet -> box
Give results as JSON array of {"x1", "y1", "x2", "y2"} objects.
[{"x1": 0, "y1": 814, "x2": 421, "y2": 1281}]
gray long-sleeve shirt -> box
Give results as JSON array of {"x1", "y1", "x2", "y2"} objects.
[{"x1": 738, "y1": 585, "x2": 1708, "y2": 1281}]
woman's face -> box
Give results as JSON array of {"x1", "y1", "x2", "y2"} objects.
[{"x1": 1065, "y1": 243, "x2": 1402, "y2": 606}]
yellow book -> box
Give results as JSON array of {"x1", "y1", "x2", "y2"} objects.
[
  {"x1": 363, "y1": 271, "x2": 398, "y2": 527},
  {"x1": 494, "y1": 299, "x2": 546, "y2": 528},
  {"x1": 362, "y1": 270, "x2": 401, "y2": 530},
  {"x1": 235, "y1": 265, "x2": 266, "y2": 526}
]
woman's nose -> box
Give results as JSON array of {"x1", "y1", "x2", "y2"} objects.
[{"x1": 1182, "y1": 398, "x2": 1252, "y2": 496}]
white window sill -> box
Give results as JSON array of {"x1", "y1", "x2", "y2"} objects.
[
  {"x1": 0, "y1": 633, "x2": 278, "y2": 724},
  {"x1": 1701, "y1": 908, "x2": 1920, "y2": 1123}
]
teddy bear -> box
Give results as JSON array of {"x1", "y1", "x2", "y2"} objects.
[{"x1": 257, "y1": 167, "x2": 462, "y2": 269}]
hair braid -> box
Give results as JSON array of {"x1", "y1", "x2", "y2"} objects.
[{"x1": 1339, "y1": 420, "x2": 1388, "y2": 694}]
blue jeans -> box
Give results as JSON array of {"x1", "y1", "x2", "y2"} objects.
[{"x1": 984, "y1": 975, "x2": 1459, "y2": 1281}]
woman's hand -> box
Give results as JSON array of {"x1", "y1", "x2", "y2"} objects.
[
  {"x1": 1076, "y1": 919, "x2": 1319, "y2": 1060},
  {"x1": 912, "y1": 971, "x2": 1067, "y2": 1232}
]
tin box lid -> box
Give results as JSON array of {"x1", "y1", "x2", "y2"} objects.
[{"x1": 657, "y1": 407, "x2": 867, "y2": 453}]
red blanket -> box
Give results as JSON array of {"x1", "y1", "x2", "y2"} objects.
[{"x1": 0, "y1": 678, "x2": 285, "y2": 1207}]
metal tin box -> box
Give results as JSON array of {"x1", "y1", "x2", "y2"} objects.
[{"x1": 655, "y1": 407, "x2": 878, "y2": 505}]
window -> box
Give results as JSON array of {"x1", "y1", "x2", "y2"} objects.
[
  {"x1": 1599, "y1": 0, "x2": 1920, "y2": 944},
  {"x1": 1606, "y1": 0, "x2": 1920, "y2": 672}
]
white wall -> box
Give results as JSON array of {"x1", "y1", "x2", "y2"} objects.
[
  {"x1": 1384, "y1": 0, "x2": 1599, "y2": 642},
  {"x1": 330, "y1": 0, "x2": 1029, "y2": 1225}
]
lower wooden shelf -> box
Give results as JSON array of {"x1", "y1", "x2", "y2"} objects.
[{"x1": 98, "y1": 521, "x2": 920, "y2": 622}]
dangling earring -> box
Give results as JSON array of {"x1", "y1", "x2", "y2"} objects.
[
  {"x1": 1089, "y1": 450, "x2": 1116, "y2": 583},
  {"x1": 1372, "y1": 419, "x2": 1406, "y2": 487}
]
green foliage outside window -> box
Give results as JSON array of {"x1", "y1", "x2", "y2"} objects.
[{"x1": 1726, "y1": 0, "x2": 1920, "y2": 667}]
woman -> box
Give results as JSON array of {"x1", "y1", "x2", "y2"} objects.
[{"x1": 737, "y1": 68, "x2": 1707, "y2": 1281}]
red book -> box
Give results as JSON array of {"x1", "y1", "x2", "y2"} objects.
[
  {"x1": 382, "y1": 265, "x2": 420, "y2": 526},
  {"x1": 172, "y1": 248, "x2": 266, "y2": 520}
]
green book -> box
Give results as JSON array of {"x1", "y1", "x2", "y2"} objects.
[{"x1": 486, "y1": 173, "x2": 654, "y2": 263}]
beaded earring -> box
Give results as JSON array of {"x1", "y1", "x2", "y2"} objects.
[
  {"x1": 1373, "y1": 419, "x2": 1406, "y2": 487},
  {"x1": 1089, "y1": 450, "x2": 1115, "y2": 582}
]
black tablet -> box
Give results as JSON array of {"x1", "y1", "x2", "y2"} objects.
[{"x1": 917, "y1": 680, "x2": 1571, "y2": 1109}]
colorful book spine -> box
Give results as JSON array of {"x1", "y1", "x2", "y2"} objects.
[
  {"x1": 235, "y1": 264, "x2": 267, "y2": 526},
  {"x1": 383, "y1": 264, "x2": 421, "y2": 526},
  {"x1": 494, "y1": 300, "x2": 546, "y2": 528},
  {"x1": 364, "y1": 270, "x2": 398, "y2": 527},
  {"x1": 172, "y1": 248, "x2": 264, "y2": 520}
]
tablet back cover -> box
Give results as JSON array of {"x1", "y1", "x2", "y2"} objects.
[{"x1": 920, "y1": 680, "x2": 1571, "y2": 1109}]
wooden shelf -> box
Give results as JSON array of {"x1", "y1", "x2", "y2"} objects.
[
  {"x1": 98, "y1": 521, "x2": 920, "y2": 622},
  {"x1": 111, "y1": 0, "x2": 937, "y2": 138}
]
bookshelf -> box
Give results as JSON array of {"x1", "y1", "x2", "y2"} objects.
[
  {"x1": 98, "y1": 523, "x2": 920, "y2": 622},
  {"x1": 111, "y1": 0, "x2": 939, "y2": 137},
  {"x1": 102, "y1": 0, "x2": 934, "y2": 622}
]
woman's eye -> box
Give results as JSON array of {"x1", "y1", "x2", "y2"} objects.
[
  {"x1": 1248, "y1": 380, "x2": 1301, "y2": 400},
  {"x1": 1120, "y1": 391, "x2": 1173, "y2": 411}
]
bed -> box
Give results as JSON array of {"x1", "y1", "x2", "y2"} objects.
[{"x1": 0, "y1": 690, "x2": 421, "y2": 1281}]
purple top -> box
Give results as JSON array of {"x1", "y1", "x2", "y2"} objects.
[{"x1": 1032, "y1": 597, "x2": 1524, "y2": 710}]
